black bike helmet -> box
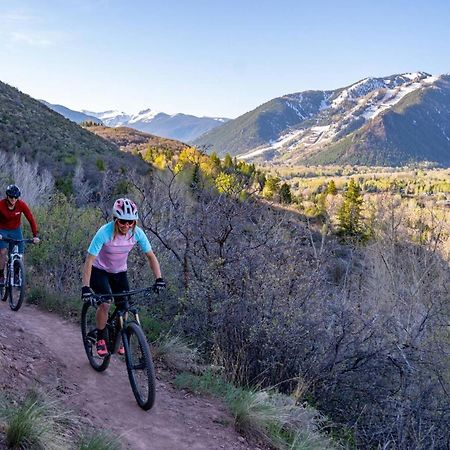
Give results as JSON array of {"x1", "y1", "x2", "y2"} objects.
[{"x1": 6, "y1": 184, "x2": 21, "y2": 198}]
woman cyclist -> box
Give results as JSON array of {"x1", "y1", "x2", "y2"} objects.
[{"x1": 81, "y1": 198, "x2": 165, "y2": 357}]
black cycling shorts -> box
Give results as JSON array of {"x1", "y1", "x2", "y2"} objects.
[{"x1": 90, "y1": 266, "x2": 130, "y2": 302}]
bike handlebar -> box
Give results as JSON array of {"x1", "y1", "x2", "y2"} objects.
[
  {"x1": 89, "y1": 287, "x2": 155, "y2": 304},
  {"x1": 0, "y1": 237, "x2": 35, "y2": 244}
]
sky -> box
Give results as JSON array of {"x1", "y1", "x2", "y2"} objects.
[{"x1": 1, "y1": 0, "x2": 449, "y2": 119}]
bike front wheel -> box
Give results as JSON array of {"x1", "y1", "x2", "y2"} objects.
[
  {"x1": 123, "y1": 321, "x2": 156, "y2": 410},
  {"x1": 0, "y1": 282, "x2": 6, "y2": 302},
  {"x1": 8, "y1": 258, "x2": 25, "y2": 311},
  {"x1": 80, "y1": 302, "x2": 111, "y2": 372}
]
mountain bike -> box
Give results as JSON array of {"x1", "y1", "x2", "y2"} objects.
[
  {"x1": 80, "y1": 288, "x2": 156, "y2": 410},
  {"x1": 0, "y1": 237, "x2": 34, "y2": 311}
]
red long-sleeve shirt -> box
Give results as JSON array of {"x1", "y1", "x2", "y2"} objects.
[{"x1": 0, "y1": 198, "x2": 38, "y2": 237}]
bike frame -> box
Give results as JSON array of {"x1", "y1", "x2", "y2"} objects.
[
  {"x1": 1, "y1": 238, "x2": 33, "y2": 288},
  {"x1": 92, "y1": 288, "x2": 151, "y2": 354}
]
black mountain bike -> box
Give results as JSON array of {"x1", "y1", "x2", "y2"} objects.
[
  {"x1": 0, "y1": 237, "x2": 34, "y2": 311},
  {"x1": 80, "y1": 288, "x2": 156, "y2": 410}
]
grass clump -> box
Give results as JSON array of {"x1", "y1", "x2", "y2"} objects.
[
  {"x1": 174, "y1": 371, "x2": 337, "y2": 450},
  {"x1": 154, "y1": 334, "x2": 200, "y2": 372},
  {"x1": 27, "y1": 284, "x2": 80, "y2": 319},
  {"x1": 0, "y1": 390, "x2": 75, "y2": 450},
  {"x1": 76, "y1": 431, "x2": 122, "y2": 450}
]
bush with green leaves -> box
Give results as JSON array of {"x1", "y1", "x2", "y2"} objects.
[{"x1": 26, "y1": 193, "x2": 103, "y2": 294}]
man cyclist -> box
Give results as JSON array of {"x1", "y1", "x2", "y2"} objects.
[
  {"x1": 0, "y1": 184, "x2": 40, "y2": 287},
  {"x1": 81, "y1": 198, "x2": 165, "y2": 357}
]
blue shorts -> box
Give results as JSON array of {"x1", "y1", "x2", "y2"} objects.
[{"x1": 0, "y1": 228, "x2": 24, "y2": 253}]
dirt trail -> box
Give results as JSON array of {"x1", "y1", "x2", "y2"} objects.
[{"x1": 0, "y1": 303, "x2": 258, "y2": 450}]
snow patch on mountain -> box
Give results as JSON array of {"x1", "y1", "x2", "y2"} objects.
[
  {"x1": 129, "y1": 109, "x2": 160, "y2": 124},
  {"x1": 238, "y1": 72, "x2": 442, "y2": 163},
  {"x1": 362, "y1": 75, "x2": 439, "y2": 120},
  {"x1": 239, "y1": 129, "x2": 305, "y2": 160}
]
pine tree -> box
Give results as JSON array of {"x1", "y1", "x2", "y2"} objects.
[
  {"x1": 279, "y1": 183, "x2": 292, "y2": 204},
  {"x1": 190, "y1": 164, "x2": 201, "y2": 193},
  {"x1": 337, "y1": 179, "x2": 364, "y2": 237},
  {"x1": 223, "y1": 153, "x2": 233, "y2": 170},
  {"x1": 262, "y1": 176, "x2": 280, "y2": 200},
  {"x1": 209, "y1": 152, "x2": 222, "y2": 171},
  {"x1": 325, "y1": 180, "x2": 337, "y2": 195}
]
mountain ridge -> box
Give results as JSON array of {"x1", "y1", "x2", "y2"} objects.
[
  {"x1": 42, "y1": 103, "x2": 230, "y2": 143},
  {"x1": 194, "y1": 71, "x2": 450, "y2": 167}
]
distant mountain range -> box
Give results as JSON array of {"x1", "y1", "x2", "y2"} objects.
[
  {"x1": 194, "y1": 72, "x2": 450, "y2": 167},
  {"x1": 42, "y1": 102, "x2": 229, "y2": 143},
  {"x1": 40, "y1": 101, "x2": 105, "y2": 125}
]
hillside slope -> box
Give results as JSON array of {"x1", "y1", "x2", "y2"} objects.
[
  {"x1": 0, "y1": 304, "x2": 257, "y2": 450},
  {"x1": 85, "y1": 125, "x2": 190, "y2": 155},
  {"x1": 194, "y1": 72, "x2": 450, "y2": 167},
  {"x1": 0, "y1": 81, "x2": 145, "y2": 186},
  {"x1": 194, "y1": 90, "x2": 329, "y2": 156},
  {"x1": 302, "y1": 75, "x2": 450, "y2": 166}
]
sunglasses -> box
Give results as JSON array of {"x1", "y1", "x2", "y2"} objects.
[
  {"x1": 7, "y1": 195, "x2": 19, "y2": 199},
  {"x1": 117, "y1": 219, "x2": 135, "y2": 225}
]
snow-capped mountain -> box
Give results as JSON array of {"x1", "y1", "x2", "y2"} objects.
[
  {"x1": 195, "y1": 72, "x2": 450, "y2": 166},
  {"x1": 81, "y1": 108, "x2": 229, "y2": 142},
  {"x1": 82, "y1": 109, "x2": 132, "y2": 127},
  {"x1": 43, "y1": 104, "x2": 229, "y2": 143}
]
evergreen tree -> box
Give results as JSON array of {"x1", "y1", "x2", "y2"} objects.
[
  {"x1": 262, "y1": 176, "x2": 280, "y2": 200},
  {"x1": 223, "y1": 153, "x2": 233, "y2": 170},
  {"x1": 337, "y1": 179, "x2": 364, "y2": 237},
  {"x1": 209, "y1": 152, "x2": 222, "y2": 171},
  {"x1": 190, "y1": 164, "x2": 201, "y2": 193},
  {"x1": 279, "y1": 182, "x2": 292, "y2": 204},
  {"x1": 325, "y1": 180, "x2": 337, "y2": 195},
  {"x1": 257, "y1": 172, "x2": 266, "y2": 192}
]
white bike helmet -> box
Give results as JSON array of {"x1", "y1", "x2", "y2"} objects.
[{"x1": 112, "y1": 198, "x2": 139, "y2": 221}]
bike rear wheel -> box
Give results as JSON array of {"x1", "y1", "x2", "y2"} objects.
[
  {"x1": 81, "y1": 302, "x2": 111, "y2": 371},
  {"x1": 123, "y1": 321, "x2": 156, "y2": 410},
  {"x1": 8, "y1": 258, "x2": 25, "y2": 311}
]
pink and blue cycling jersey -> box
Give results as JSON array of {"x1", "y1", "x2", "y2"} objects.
[{"x1": 87, "y1": 222, "x2": 152, "y2": 273}]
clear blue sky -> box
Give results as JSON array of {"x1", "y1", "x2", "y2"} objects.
[{"x1": 1, "y1": 0, "x2": 449, "y2": 118}]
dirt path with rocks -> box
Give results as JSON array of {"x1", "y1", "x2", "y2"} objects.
[{"x1": 0, "y1": 303, "x2": 260, "y2": 450}]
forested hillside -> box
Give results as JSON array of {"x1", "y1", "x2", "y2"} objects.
[
  {"x1": 305, "y1": 75, "x2": 450, "y2": 165},
  {"x1": 194, "y1": 91, "x2": 328, "y2": 156},
  {"x1": 195, "y1": 72, "x2": 450, "y2": 167}
]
